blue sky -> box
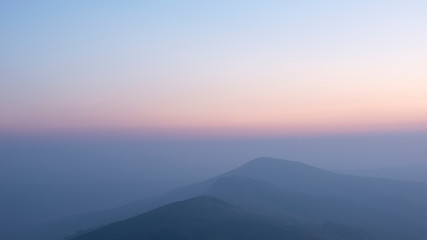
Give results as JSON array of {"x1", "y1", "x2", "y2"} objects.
[{"x1": 1, "y1": 0, "x2": 427, "y2": 136}]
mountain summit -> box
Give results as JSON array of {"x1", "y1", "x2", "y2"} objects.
[
  {"x1": 242, "y1": 157, "x2": 316, "y2": 169},
  {"x1": 225, "y1": 157, "x2": 328, "y2": 178}
]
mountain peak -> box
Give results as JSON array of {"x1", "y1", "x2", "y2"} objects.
[
  {"x1": 242, "y1": 157, "x2": 316, "y2": 171},
  {"x1": 247, "y1": 157, "x2": 305, "y2": 165},
  {"x1": 220, "y1": 157, "x2": 332, "y2": 191}
]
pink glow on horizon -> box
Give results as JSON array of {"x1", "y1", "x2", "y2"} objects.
[
  {"x1": 2, "y1": 116, "x2": 426, "y2": 138},
  {"x1": 2, "y1": 1, "x2": 427, "y2": 137}
]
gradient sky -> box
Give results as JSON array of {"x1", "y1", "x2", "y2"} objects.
[{"x1": 1, "y1": 0, "x2": 427, "y2": 136}]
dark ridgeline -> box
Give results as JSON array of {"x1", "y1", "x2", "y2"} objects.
[
  {"x1": 33, "y1": 158, "x2": 427, "y2": 240},
  {"x1": 69, "y1": 196, "x2": 360, "y2": 240}
]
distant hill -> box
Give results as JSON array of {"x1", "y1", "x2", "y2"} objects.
[
  {"x1": 34, "y1": 157, "x2": 427, "y2": 240},
  {"x1": 337, "y1": 165, "x2": 427, "y2": 182},
  {"x1": 70, "y1": 196, "x2": 361, "y2": 240},
  {"x1": 206, "y1": 175, "x2": 427, "y2": 240}
]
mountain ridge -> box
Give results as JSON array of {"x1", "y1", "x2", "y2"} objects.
[
  {"x1": 70, "y1": 196, "x2": 362, "y2": 240},
  {"x1": 32, "y1": 157, "x2": 427, "y2": 240}
]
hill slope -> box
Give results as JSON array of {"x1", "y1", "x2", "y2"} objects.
[
  {"x1": 206, "y1": 176, "x2": 427, "y2": 240},
  {"x1": 70, "y1": 196, "x2": 360, "y2": 240}
]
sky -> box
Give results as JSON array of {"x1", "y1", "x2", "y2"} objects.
[
  {"x1": 1, "y1": 3, "x2": 427, "y2": 236},
  {"x1": 1, "y1": 0, "x2": 427, "y2": 137}
]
